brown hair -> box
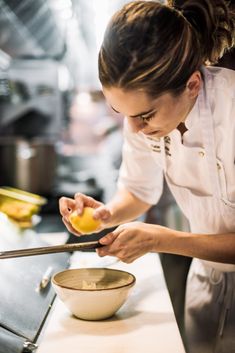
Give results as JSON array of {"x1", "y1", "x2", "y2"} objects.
[{"x1": 98, "y1": 0, "x2": 235, "y2": 98}]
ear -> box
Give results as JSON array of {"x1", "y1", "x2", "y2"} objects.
[{"x1": 186, "y1": 71, "x2": 201, "y2": 99}]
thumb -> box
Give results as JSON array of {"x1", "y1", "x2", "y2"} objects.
[{"x1": 99, "y1": 229, "x2": 120, "y2": 245}]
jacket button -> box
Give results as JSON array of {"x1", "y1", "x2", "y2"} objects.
[{"x1": 198, "y1": 151, "x2": 205, "y2": 157}]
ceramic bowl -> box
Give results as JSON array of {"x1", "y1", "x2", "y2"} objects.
[{"x1": 51, "y1": 267, "x2": 136, "y2": 320}]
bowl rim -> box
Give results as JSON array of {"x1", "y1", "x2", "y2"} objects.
[{"x1": 51, "y1": 267, "x2": 136, "y2": 291}]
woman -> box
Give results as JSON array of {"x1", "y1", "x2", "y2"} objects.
[{"x1": 59, "y1": 1, "x2": 235, "y2": 352}]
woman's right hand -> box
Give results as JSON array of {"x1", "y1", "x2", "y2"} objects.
[{"x1": 59, "y1": 193, "x2": 112, "y2": 236}]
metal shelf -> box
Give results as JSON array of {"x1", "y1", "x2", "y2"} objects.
[{"x1": 0, "y1": 0, "x2": 66, "y2": 59}]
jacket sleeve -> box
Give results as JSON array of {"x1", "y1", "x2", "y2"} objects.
[{"x1": 117, "y1": 119, "x2": 164, "y2": 205}]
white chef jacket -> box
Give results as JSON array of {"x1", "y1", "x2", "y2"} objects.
[
  {"x1": 117, "y1": 67, "x2": 235, "y2": 351},
  {"x1": 118, "y1": 66, "x2": 235, "y2": 219}
]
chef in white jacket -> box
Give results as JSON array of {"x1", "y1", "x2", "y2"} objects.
[{"x1": 59, "y1": 1, "x2": 235, "y2": 352}]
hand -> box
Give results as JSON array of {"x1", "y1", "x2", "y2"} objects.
[
  {"x1": 59, "y1": 193, "x2": 112, "y2": 236},
  {"x1": 96, "y1": 221, "x2": 162, "y2": 263}
]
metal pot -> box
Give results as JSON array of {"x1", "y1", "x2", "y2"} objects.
[{"x1": 0, "y1": 137, "x2": 57, "y2": 195}]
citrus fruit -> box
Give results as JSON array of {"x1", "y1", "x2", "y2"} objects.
[{"x1": 69, "y1": 207, "x2": 101, "y2": 234}]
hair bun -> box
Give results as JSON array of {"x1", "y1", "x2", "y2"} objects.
[
  {"x1": 167, "y1": 0, "x2": 235, "y2": 63},
  {"x1": 167, "y1": 0, "x2": 184, "y2": 11}
]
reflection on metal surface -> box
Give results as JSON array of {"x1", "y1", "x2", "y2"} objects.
[{"x1": 23, "y1": 341, "x2": 38, "y2": 351}]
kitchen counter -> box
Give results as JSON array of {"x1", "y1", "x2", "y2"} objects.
[{"x1": 37, "y1": 251, "x2": 186, "y2": 353}]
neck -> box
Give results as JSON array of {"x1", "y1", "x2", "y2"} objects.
[{"x1": 177, "y1": 95, "x2": 197, "y2": 136}]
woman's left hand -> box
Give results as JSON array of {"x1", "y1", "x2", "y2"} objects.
[{"x1": 96, "y1": 221, "x2": 168, "y2": 263}]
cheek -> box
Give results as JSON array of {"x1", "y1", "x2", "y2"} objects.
[
  {"x1": 152, "y1": 113, "x2": 168, "y2": 128},
  {"x1": 159, "y1": 107, "x2": 180, "y2": 128}
]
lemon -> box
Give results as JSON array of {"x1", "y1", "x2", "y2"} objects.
[{"x1": 69, "y1": 207, "x2": 101, "y2": 234}]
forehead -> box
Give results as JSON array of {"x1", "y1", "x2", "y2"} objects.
[{"x1": 103, "y1": 86, "x2": 156, "y2": 116}]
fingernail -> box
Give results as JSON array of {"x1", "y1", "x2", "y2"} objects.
[
  {"x1": 96, "y1": 249, "x2": 103, "y2": 257},
  {"x1": 99, "y1": 236, "x2": 108, "y2": 244}
]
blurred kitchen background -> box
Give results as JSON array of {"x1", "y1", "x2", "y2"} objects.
[{"x1": 0, "y1": 0, "x2": 130, "y2": 226}]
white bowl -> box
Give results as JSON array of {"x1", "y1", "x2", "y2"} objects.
[{"x1": 51, "y1": 267, "x2": 136, "y2": 320}]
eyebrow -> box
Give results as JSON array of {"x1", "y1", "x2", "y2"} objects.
[{"x1": 111, "y1": 106, "x2": 156, "y2": 118}]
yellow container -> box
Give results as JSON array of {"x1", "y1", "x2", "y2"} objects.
[{"x1": 0, "y1": 187, "x2": 47, "y2": 228}]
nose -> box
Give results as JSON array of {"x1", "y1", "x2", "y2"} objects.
[{"x1": 127, "y1": 117, "x2": 146, "y2": 133}]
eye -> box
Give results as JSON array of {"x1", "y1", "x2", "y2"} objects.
[{"x1": 141, "y1": 112, "x2": 156, "y2": 122}]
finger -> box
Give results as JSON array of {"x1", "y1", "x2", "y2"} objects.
[
  {"x1": 73, "y1": 193, "x2": 85, "y2": 215},
  {"x1": 74, "y1": 193, "x2": 102, "y2": 214},
  {"x1": 122, "y1": 257, "x2": 135, "y2": 264},
  {"x1": 59, "y1": 197, "x2": 75, "y2": 218},
  {"x1": 97, "y1": 243, "x2": 136, "y2": 263},
  {"x1": 96, "y1": 245, "x2": 116, "y2": 257},
  {"x1": 93, "y1": 206, "x2": 111, "y2": 221},
  {"x1": 99, "y1": 230, "x2": 119, "y2": 245},
  {"x1": 62, "y1": 217, "x2": 82, "y2": 236},
  {"x1": 96, "y1": 248, "x2": 105, "y2": 257}
]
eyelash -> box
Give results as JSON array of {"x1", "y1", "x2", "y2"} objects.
[{"x1": 141, "y1": 113, "x2": 155, "y2": 122}]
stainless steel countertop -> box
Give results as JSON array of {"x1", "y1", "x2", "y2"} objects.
[{"x1": 37, "y1": 251, "x2": 186, "y2": 353}]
